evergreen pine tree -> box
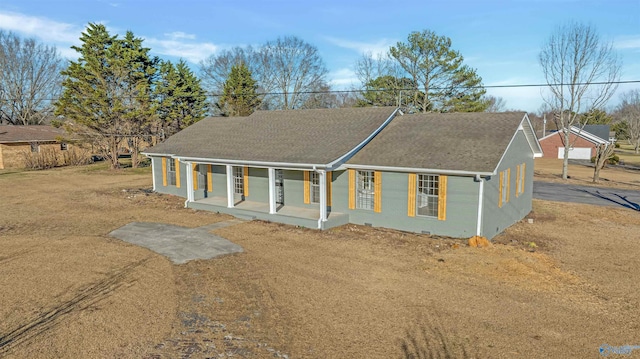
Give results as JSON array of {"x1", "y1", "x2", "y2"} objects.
[{"x1": 218, "y1": 63, "x2": 260, "y2": 116}]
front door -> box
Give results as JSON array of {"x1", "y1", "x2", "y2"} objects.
[{"x1": 275, "y1": 169, "x2": 284, "y2": 205}]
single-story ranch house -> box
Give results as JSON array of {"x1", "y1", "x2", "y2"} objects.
[
  {"x1": 539, "y1": 126, "x2": 609, "y2": 160},
  {"x1": 0, "y1": 125, "x2": 69, "y2": 169},
  {"x1": 144, "y1": 107, "x2": 542, "y2": 239}
]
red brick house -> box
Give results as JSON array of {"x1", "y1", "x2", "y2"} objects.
[{"x1": 539, "y1": 126, "x2": 608, "y2": 160}]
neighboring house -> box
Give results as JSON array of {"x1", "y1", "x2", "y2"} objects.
[
  {"x1": 143, "y1": 107, "x2": 542, "y2": 239},
  {"x1": 0, "y1": 125, "x2": 69, "y2": 169},
  {"x1": 539, "y1": 126, "x2": 609, "y2": 160}
]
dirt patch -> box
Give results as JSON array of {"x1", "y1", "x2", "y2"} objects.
[{"x1": 2, "y1": 165, "x2": 640, "y2": 358}]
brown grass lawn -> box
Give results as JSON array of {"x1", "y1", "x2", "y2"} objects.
[
  {"x1": 1, "y1": 164, "x2": 640, "y2": 358},
  {"x1": 534, "y1": 157, "x2": 640, "y2": 189}
]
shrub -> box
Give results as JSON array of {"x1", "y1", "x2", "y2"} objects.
[
  {"x1": 615, "y1": 142, "x2": 620, "y2": 148},
  {"x1": 21, "y1": 148, "x2": 60, "y2": 170},
  {"x1": 608, "y1": 154, "x2": 620, "y2": 165}
]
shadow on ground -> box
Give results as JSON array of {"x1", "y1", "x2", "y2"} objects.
[{"x1": 573, "y1": 188, "x2": 640, "y2": 211}]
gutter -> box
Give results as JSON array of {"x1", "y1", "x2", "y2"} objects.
[
  {"x1": 171, "y1": 155, "x2": 329, "y2": 171},
  {"x1": 343, "y1": 164, "x2": 493, "y2": 177}
]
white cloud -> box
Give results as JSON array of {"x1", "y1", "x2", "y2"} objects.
[
  {"x1": 144, "y1": 34, "x2": 218, "y2": 64},
  {"x1": 328, "y1": 68, "x2": 359, "y2": 89},
  {"x1": 614, "y1": 35, "x2": 640, "y2": 50},
  {"x1": 325, "y1": 37, "x2": 395, "y2": 58},
  {"x1": 0, "y1": 11, "x2": 80, "y2": 44},
  {"x1": 165, "y1": 31, "x2": 196, "y2": 41}
]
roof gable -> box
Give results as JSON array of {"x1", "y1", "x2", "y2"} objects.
[
  {"x1": 0, "y1": 125, "x2": 66, "y2": 143},
  {"x1": 539, "y1": 126, "x2": 608, "y2": 145},
  {"x1": 347, "y1": 112, "x2": 535, "y2": 174},
  {"x1": 144, "y1": 107, "x2": 398, "y2": 166}
]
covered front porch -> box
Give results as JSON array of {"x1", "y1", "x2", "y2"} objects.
[
  {"x1": 178, "y1": 161, "x2": 346, "y2": 230},
  {"x1": 189, "y1": 196, "x2": 349, "y2": 230}
]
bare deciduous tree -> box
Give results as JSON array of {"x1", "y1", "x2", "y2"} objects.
[
  {"x1": 615, "y1": 89, "x2": 640, "y2": 153},
  {"x1": 593, "y1": 142, "x2": 616, "y2": 183},
  {"x1": 200, "y1": 36, "x2": 329, "y2": 111},
  {"x1": 260, "y1": 36, "x2": 329, "y2": 110},
  {"x1": 0, "y1": 31, "x2": 65, "y2": 125},
  {"x1": 539, "y1": 22, "x2": 621, "y2": 179},
  {"x1": 484, "y1": 95, "x2": 507, "y2": 112}
]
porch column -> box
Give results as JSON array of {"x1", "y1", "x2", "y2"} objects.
[
  {"x1": 151, "y1": 158, "x2": 156, "y2": 191},
  {"x1": 268, "y1": 167, "x2": 276, "y2": 214},
  {"x1": 319, "y1": 170, "x2": 327, "y2": 222},
  {"x1": 185, "y1": 162, "x2": 194, "y2": 204},
  {"x1": 476, "y1": 177, "x2": 484, "y2": 236},
  {"x1": 226, "y1": 164, "x2": 234, "y2": 208}
]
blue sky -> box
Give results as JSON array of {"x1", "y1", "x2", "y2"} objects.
[{"x1": 0, "y1": 0, "x2": 638, "y2": 112}]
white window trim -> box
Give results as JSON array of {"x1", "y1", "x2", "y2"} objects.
[
  {"x1": 356, "y1": 170, "x2": 374, "y2": 210},
  {"x1": 310, "y1": 171, "x2": 320, "y2": 203},
  {"x1": 416, "y1": 174, "x2": 439, "y2": 218},
  {"x1": 233, "y1": 166, "x2": 244, "y2": 195},
  {"x1": 167, "y1": 159, "x2": 176, "y2": 186}
]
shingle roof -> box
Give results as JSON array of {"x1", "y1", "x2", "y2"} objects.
[
  {"x1": 144, "y1": 107, "x2": 398, "y2": 165},
  {"x1": 582, "y1": 125, "x2": 610, "y2": 142},
  {"x1": 0, "y1": 125, "x2": 66, "y2": 143},
  {"x1": 346, "y1": 112, "x2": 527, "y2": 173}
]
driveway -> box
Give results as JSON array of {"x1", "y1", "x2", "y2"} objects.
[
  {"x1": 109, "y1": 219, "x2": 245, "y2": 264},
  {"x1": 533, "y1": 181, "x2": 640, "y2": 210}
]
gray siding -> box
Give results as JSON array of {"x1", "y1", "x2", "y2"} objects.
[
  {"x1": 481, "y1": 130, "x2": 534, "y2": 239},
  {"x1": 280, "y1": 170, "x2": 320, "y2": 209},
  {"x1": 152, "y1": 156, "x2": 187, "y2": 197},
  {"x1": 332, "y1": 170, "x2": 479, "y2": 238},
  {"x1": 246, "y1": 168, "x2": 269, "y2": 203}
]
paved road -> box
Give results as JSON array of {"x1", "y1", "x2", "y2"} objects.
[{"x1": 533, "y1": 181, "x2": 640, "y2": 210}]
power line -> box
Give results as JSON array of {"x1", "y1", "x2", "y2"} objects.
[{"x1": 1, "y1": 80, "x2": 639, "y2": 102}]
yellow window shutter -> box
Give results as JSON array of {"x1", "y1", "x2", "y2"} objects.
[
  {"x1": 506, "y1": 168, "x2": 511, "y2": 203},
  {"x1": 520, "y1": 163, "x2": 527, "y2": 197},
  {"x1": 374, "y1": 171, "x2": 382, "y2": 213},
  {"x1": 303, "y1": 171, "x2": 310, "y2": 204},
  {"x1": 161, "y1": 157, "x2": 167, "y2": 186},
  {"x1": 407, "y1": 173, "x2": 416, "y2": 217},
  {"x1": 175, "y1": 159, "x2": 181, "y2": 188},
  {"x1": 243, "y1": 167, "x2": 249, "y2": 196},
  {"x1": 207, "y1": 165, "x2": 213, "y2": 192},
  {"x1": 515, "y1": 164, "x2": 520, "y2": 197},
  {"x1": 348, "y1": 169, "x2": 356, "y2": 209},
  {"x1": 498, "y1": 171, "x2": 503, "y2": 208},
  {"x1": 326, "y1": 171, "x2": 332, "y2": 206},
  {"x1": 193, "y1": 164, "x2": 198, "y2": 190},
  {"x1": 438, "y1": 175, "x2": 447, "y2": 221}
]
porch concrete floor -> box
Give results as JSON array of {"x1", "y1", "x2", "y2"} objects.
[{"x1": 195, "y1": 196, "x2": 341, "y2": 220}]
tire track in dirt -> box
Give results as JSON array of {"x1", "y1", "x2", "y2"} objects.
[{"x1": 0, "y1": 257, "x2": 152, "y2": 355}]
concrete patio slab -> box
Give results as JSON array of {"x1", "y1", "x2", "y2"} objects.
[{"x1": 109, "y1": 220, "x2": 244, "y2": 264}]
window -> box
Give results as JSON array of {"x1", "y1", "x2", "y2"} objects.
[
  {"x1": 167, "y1": 158, "x2": 176, "y2": 185},
  {"x1": 30, "y1": 142, "x2": 39, "y2": 153},
  {"x1": 310, "y1": 171, "x2": 320, "y2": 203},
  {"x1": 417, "y1": 174, "x2": 439, "y2": 217},
  {"x1": 499, "y1": 169, "x2": 510, "y2": 207},
  {"x1": 356, "y1": 170, "x2": 374, "y2": 210},
  {"x1": 196, "y1": 165, "x2": 208, "y2": 190},
  {"x1": 233, "y1": 166, "x2": 244, "y2": 195},
  {"x1": 60, "y1": 143, "x2": 68, "y2": 151},
  {"x1": 518, "y1": 163, "x2": 525, "y2": 196}
]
